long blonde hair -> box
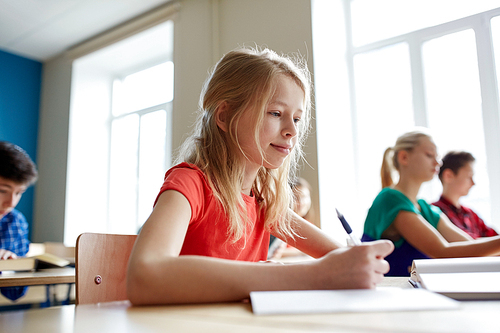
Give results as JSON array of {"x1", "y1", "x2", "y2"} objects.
[
  {"x1": 175, "y1": 47, "x2": 312, "y2": 242},
  {"x1": 381, "y1": 129, "x2": 432, "y2": 188}
]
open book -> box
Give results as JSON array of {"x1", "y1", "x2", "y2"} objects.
[
  {"x1": 0, "y1": 253, "x2": 71, "y2": 272},
  {"x1": 409, "y1": 257, "x2": 500, "y2": 300}
]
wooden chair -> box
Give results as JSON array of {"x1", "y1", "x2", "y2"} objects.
[{"x1": 75, "y1": 233, "x2": 137, "y2": 305}]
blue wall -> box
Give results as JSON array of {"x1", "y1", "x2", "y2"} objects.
[{"x1": 0, "y1": 49, "x2": 42, "y2": 240}]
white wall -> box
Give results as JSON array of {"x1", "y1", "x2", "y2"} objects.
[
  {"x1": 34, "y1": 55, "x2": 72, "y2": 242},
  {"x1": 216, "y1": 0, "x2": 319, "y2": 228},
  {"x1": 34, "y1": 0, "x2": 319, "y2": 242}
]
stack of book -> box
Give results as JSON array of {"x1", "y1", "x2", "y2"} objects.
[{"x1": 409, "y1": 256, "x2": 500, "y2": 300}]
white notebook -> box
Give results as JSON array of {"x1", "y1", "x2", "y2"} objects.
[
  {"x1": 250, "y1": 287, "x2": 460, "y2": 315},
  {"x1": 410, "y1": 257, "x2": 500, "y2": 300}
]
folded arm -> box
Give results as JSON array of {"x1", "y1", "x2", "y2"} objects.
[{"x1": 393, "y1": 211, "x2": 500, "y2": 258}]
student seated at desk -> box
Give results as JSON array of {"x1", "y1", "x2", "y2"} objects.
[
  {"x1": 127, "y1": 47, "x2": 394, "y2": 305},
  {"x1": 432, "y1": 151, "x2": 498, "y2": 239},
  {"x1": 0, "y1": 141, "x2": 38, "y2": 300},
  {"x1": 362, "y1": 129, "x2": 500, "y2": 276},
  {"x1": 269, "y1": 177, "x2": 315, "y2": 260}
]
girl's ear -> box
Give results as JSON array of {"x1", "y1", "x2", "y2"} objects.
[
  {"x1": 215, "y1": 101, "x2": 229, "y2": 132},
  {"x1": 397, "y1": 150, "x2": 409, "y2": 166}
]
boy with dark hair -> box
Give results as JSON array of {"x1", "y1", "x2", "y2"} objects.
[
  {"x1": 0, "y1": 141, "x2": 38, "y2": 300},
  {"x1": 432, "y1": 151, "x2": 497, "y2": 239}
]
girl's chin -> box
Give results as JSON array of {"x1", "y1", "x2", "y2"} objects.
[
  {"x1": 263, "y1": 164, "x2": 281, "y2": 170},
  {"x1": 264, "y1": 159, "x2": 286, "y2": 169}
]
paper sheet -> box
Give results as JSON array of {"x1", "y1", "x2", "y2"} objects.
[{"x1": 250, "y1": 287, "x2": 460, "y2": 315}]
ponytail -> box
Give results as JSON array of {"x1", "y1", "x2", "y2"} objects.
[{"x1": 380, "y1": 147, "x2": 394, "y2": 188}]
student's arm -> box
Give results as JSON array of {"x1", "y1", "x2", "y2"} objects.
[
  {"x1": 392, "y1": 211, "x2": 500, "y2": 258},
  {"x1": 275, "y1": 209, "x2": 343, "y2": 258},
  {"x1": 127, "y1": 190, "x2": 394, "y2": 305},
  {"x1": 436, "y1": 214, "x2": 473, "y2": 242}
]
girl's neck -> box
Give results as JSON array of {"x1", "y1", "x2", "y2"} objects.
[
  {"x1": 393, "y1": 179, "x2": 422, "y2": 204},
  {"x1": 241, "y1": 186, "x2": 253, "y2": 196},
  {"x1": 242, "y1": 166, "x2": 259, "y2": 196}
]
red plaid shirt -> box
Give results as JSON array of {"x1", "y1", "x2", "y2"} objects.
[{"x1": 432, "y1": 196, "x2": 498, "y2": 239}]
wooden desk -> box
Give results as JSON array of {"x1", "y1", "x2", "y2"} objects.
[
  {"x1": 0, "y1": 268, "x2": 75, "y2": 307},
  {"x1": 1, "y1": 277, "x2": 499, "y2": 333},
  {"x1": 0, "y1": 268, "x2": 75, "y2": 287}
]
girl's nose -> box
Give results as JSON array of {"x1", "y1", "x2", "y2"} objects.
[{"x1": 283, "y1": 118, "x2": 298, "y2": 137}]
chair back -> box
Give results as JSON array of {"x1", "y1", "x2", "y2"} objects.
[{"x1": 75, "y1": 233, "x2": 137, "y2": 305}]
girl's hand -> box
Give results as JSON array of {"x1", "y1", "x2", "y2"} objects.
[
  {"x1": 0, "y1": 249, "x2": 17, "y2": 260},
  {"x1": 313, "y1": 240, "x2": 394, "y2": 290}
]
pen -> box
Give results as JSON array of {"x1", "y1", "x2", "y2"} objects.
[{"x1": 336, "y1": 208, "x2": 362, "y2": 245}]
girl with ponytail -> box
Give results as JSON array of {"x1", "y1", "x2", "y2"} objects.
[{"x1": 362, "y1": 129, "x2": 500, "y2": 276}]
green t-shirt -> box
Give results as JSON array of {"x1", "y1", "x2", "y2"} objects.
[{"x1": 363, "y1": 187, "x2": 442, "y2": 248}]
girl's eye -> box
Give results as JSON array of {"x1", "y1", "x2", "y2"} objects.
[
  {"x1": 294, "y1": 118, "x2": 301, "y2": 124},
  {"x1": 270, "y1": 112, "x2": 280, "y2": 117}
]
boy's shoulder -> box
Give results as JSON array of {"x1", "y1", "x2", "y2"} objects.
[{"x1": 1, "y1": 209, "x2": 24, "y2": 222}]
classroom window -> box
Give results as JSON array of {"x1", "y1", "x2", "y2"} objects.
[
  {"x1": 493, "y1": 16, "x2": 500, "y2": 109},
  {"x1": 421, "y1": 29, "x2": 489, "y2": 213},
  {"x1": 65, "y1": 21, "x2": 173, "y2": 246},
  {"x1": 313, "y1": 1, "x2": 500, "y2": 241},
  {"x1": 353, "y1": 42, "x2": 414, "y2": 210},
  {"x1": 108, "y1": 63, "x2": 173, "y2": 234},
  {"x1": 350, "y1": 0, "x2": 500, "y2": 47}
]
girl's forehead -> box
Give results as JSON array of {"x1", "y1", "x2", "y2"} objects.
[
  {"x1": 415, "y1": 137, "x2": 436, "y2": 153},
  {"x1": 268, "y1": 75, "x2": 305, "y2": 109}
]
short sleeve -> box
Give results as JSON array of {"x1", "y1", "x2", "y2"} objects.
[
  {"x1": 418, "y1": 200, "x2": 441, "y2": 228},
  {"x1": 363, "y1": 188, "x2": 418, "y2": 241},
  {"x1": 154, "y1": 163, "x2": 213, "y2": 225}
]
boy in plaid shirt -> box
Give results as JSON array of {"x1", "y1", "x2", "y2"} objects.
[
  {"x1": 433, "y1": 151, "x2": 497, "y2": 239},
  {"x1": 0, "y1": 141, "x2": 38, "y2": 300}
]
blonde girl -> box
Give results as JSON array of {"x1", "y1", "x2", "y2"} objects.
[
  {"x1": 127, "y1": 47, "x2": 393, "y2": 305},
  {"x1": 362, "y1": 129, "x2": 500, "y2": 276}
]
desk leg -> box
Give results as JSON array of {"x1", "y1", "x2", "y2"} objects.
[
  {"x1": 62, "y1": 284, "x2": 72, "y2": 305},
  {"x1": 40, "y1": 285, "x2": 52, "y2": 308}
]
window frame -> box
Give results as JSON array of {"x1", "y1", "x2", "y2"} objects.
[{"x1": 314, "y1": 2, "x2": 500, "y2": 240}]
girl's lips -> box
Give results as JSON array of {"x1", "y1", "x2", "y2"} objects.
[{"x1": 271, "y1": 144, "x2": 292, "y2": 154}]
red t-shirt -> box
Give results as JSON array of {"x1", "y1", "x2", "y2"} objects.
[{"x1": 155, "y1": 162, "x2": 270, "y2": 261}]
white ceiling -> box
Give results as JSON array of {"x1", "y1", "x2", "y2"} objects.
[{"x1": 0, "y1": 0, "x2": 172, "y2": 61}]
